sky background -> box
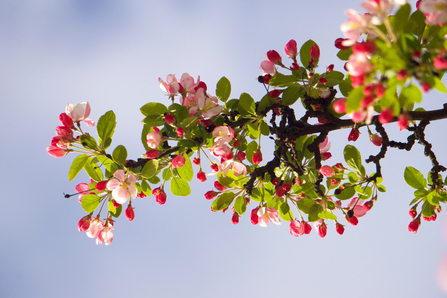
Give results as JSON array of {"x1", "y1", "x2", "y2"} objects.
[{"x1": 2, "y1": 0, "x2": 447, "y2": 297}]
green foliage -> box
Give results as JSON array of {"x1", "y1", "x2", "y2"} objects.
[
  {"x1": 170, "y1": 177, "x2": 191, "y2": 196},
  {"x1": 282, "y1": 84, "x2": 305, "y2": 106},
  {"x1": 68, "y1": 154, "x2": 89, "y2": 181},
  {"x1": 216, "y1": 76, "x2": 231, "y2": 103},
  {"x1": 81, "y1": 194, "x2": 101, "y2": 213},
  {"x1": 211, "y1": 192, "x2": 235, "y2": 211},
  {"x1": 404, "y1": 167, "x2": 427, "y2": 190},
  {"x1": 97, "y1": 111, "x2": 116, "y2": 149},
  {"x1": 112, "y1": 145, "x2": 127, "y2": 165},
  {"x1": 299, "y1": 39, "x2": 316, "y2": 68},
  {"x1": 238, "y1": 93, "x2": 256, "y2": 116}
]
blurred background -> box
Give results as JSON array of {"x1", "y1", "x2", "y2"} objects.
[{"x1": 2, "y1": 0, "x2": 447, "y2": 297}]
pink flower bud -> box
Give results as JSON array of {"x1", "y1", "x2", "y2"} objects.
[
  {"x1": 193, "y1": 157, "x2": 200, "y2": 165},
  {"x1": 422, "y1": 82, "x2": 431, "y2": 93},
  {"x1": 434, "y1": 55, "x2": 447, "y2": 70},
  {"x1": 408, "y1": 218, "x2": 420, "y2": 234},
  {"x1": 284, "y1": 39, "x2": 298, "y2": 59},
  {"x1": 165, "y1": 113, "x2": 175, "y2": 125},
  {"x1": 250, "y1": 207, "x2": 259, "y2": 225},
  {"x1": 275, "y1": 187, "x2": 285, "y2": 198},
  {"x1": 290, "y1": 220, "x2": 303, "y2": 237},
  {"x1": 282, "y1": 183, "x2": 292, "y2": 192},
  {"x1": 153, "y1": 188, "x2": 167, "y2": 205},
  {"x1": 46, "y1": 145, "x2": 70, "y2": 158},
  {"x1": 205, "y1": 191, "x2": 218, "y2": 200},
  {"x1": 319, "y1": 165, "x2": 335, "y2": 177},
  {"x1": 112, "y1": 199, "x2": 120, "y2": 209},
  {"x1": 214, "y1": 181, "x2": 227, "y2": 191},
  {"x1": 290, "y1": 63, "x2": 300, "y2": 71},
  {"x1": 267, "y1": 50, "x2": 282, "y2": 65},
  {"x1": 176, "y1": 127, "x2": 184, "y2": 138},
  {"x1": 353, "y1": 41, "x2": 376, "y2": 54},
  {"x1": 310, "y1": 44, "x2": 320, "y2": 60},
  {"x1": 370, "y1": 134, "x2": 383, "y2": 146},
  {"x1": 172, "y1": 155, "x2": 186, "y2": 168},
  {"x1": 348, "y1": 215, "x2": 358, "y2": 226},
  {"x1": 237, "y1": 151, "x2": 246, "y2": 161},
  {"x1": 322, "y1": 152, "x2": 332, "y2": 161},
  {"x1": 318, "y1": 222, "x2": 327, "y2": 238},
  {"x1": 55, "y1": 126, "x2": 74, "y2": 139},
  {"x1": 336, "y1": 223, "x2": 345, "y2": 235},
  {"x1": 210, "y1": 163, "x2": 219, "y2": 172},
  {"x1": 396, "y1": 69, "x2": 408, "y2": 80},
  {"x1": 319, "y1": 77, "x2": 327, "y2": 84},
  {"x1": 197, "y1": 171, "x2": 207, "y2": 182},
  {"x1": 303, "y1": 221, "x2": 312, "y2": 234},
  {"x1": 348, "y1": 128, "x2": 360, "y2": 141},
  {"x1": 231, "y1": 212, "x2": 240, "y2": 224},
  {"x1": 331, "y1": 178, "x2": 340, "y2": 186},
  {"x1": 363, "y1": 200, "x2": 374, "y2": 211},
  {"x1": 137, "y1": 192, "x2": 146, "y2": 198},
  {"x1": 269, "y1": 89, "x2": 283, "y2": 98},
  {"x1": 334, "y1": 38, "x2": 350, "y2": 50},
  {"x1": 59, "y1": 113, "x2": 74, "y2": 128},
  {"x1": 326, "y1": 64, "x2": 334, "y2": 73},
  {"x1": 333, "y1": 98, "x2": 347, "y2": 114},
  {"x1": 146, "y1": 149, "x2": 161, "y2": 159},
  {"x1": 397, "y1": 113, "x2": 409, "y2": 130},
  {"x1": 252, "y1": 150, "x2": 263, "y2": 165},
  {"x1": 378, "y1": 108, "x2": 393, "y2": 124},
  {"x1": 334, "y1": 163, "x2": 344, "y2": 170},
  {"x1": 95, "y1": 180, "x2": 108, "y2": 191},
  {"x1": 125, "y1": 203, "x2": 135, "y2": 221},
  {"x1": 272, "y1": 178, "x2": 280, "y2": 186},
  {"x1": 78, "y1": 215, "x2": 91, "y2": 232},
  {"x1": 295, "y1": 177, "x2": 302, "y2": 185},
  {"x1": 360, "y1": 95, "x2": 375, "y2": 108}
]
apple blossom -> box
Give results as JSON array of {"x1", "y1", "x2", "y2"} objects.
[
  {"x1": 125, "y1": 203, "x2": 135, "y2": 221},
  {"x1": 59, "y1": 113, "x2": 74, "y2": 128},
  {"x1": 419, "y1": 0, "x2": 447, "y2": 25},
  {"x1": 284, "y1": 39, "x2": 298, "y2": 59},
  {"x1": 46, "y1": 145, "x2": 70, "y2": 158},
  {"x1": 370, "y1": 133, "x2": 383, "y2": 146},
  {"x1": 257, "y1": 207, "x2": 281, "y2": 227},
  {"x1": 78, "y1": 215, "x2": 91, "y2": 232},
  {"x1": 252, "y1": 150, "x2": 263, "y2": 165},
  {"x1": 65, "y1": 102, "x2": 95, "y2": 127},
  {"x1": 319, "y1": 165, "x2": 336, "y2": 177},
  {"x1": 340, "y1": 9, "x2": 373, "y2": 40},
  {"x1": 159, "y1": 74, "x2": 180, "y2": 97},
  {"x1": 267, "y1": 50, "x2": 282, "y2": 65},
  {"x1": 172, "y1": 155, "x2": 186, "y2": 168},
  {"x1": 290, "y1": 220, "x2": 304, "y2": 237},
  {"x1": 96, "y1": 226, "x2": 113, "y2": 245},
  {"x1": 260, "y1": 60, "x2": 276, "y2": 76},
  {"x1": 408, "y1": 218, "x2": 421, "y2": 233},
  {"x1": 75, "y1": 182, "x2": 94, "y2": 203},
  {"x1": 86, "y1": 218, "x2": 103, "y2": 238},
  {"x1": 146, "y1": 131, "x2": 162, "y2": 149},
  {"x1": 106, "y1": 169, "x2": 138, "y2": 204}
]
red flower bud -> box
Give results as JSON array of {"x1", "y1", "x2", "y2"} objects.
[
  {"x1": 205, "y1": 191, "x2": 218, "y2": 200},
  {"x1": 193, "y1": 157, "x2": 200, "y2": 165},
  {"x1": 303, "y1": 221, "x2": 312, "y2": 234},
  {"x1": 370, "y1": 134, "x2": 383, "y2": 146},
  {"x1": 310, "y1": 44, "x2": 320, "y2": 60},
  {"x1": 95, "y1": 180, "x2": 108, "y2": 191},
  {"x1": 112, "y1": 199, "x2": 120, "y2": 209},
  {"x1": 275, "y1": 187, "x2": 285, "y2": 198},
  {"x1": 378, "y1": 108, "x2": 393, "y2": 124},
  {"x1": 125, "y1": 203, "x2": 135, "y2": 221},
  {"x1": 59, "y1": 113, "x2": 74, "y2": 128},
  {"x1": 409, "y1": 209, "x2": 417, "y2": 219},
  {"x1": 348, "y1": 128, "x2": 360, "y2": 142},
  {"x1": 231, "y1": 212, "x2": 240, "y2": 225},
  {"x1": 250, "y1": 207, "x2": 259, "y2": 225},
  {"x1": 78, "y1": 215, "x2": 91, "y2": 232},
  {"x1": 237, "y1": 151, "x2": 246, "y2": 161},
  {"x1": 282, "y1": 183, "x2": 292, "y2": 192},
  {"x1": 334, "y1": 38, "x2": 350, "y2": 50},
  {"x1": 197, "y1": 171, "x2": 207, "y2": 182},
  {"x1": 176, "y1": 127, "x2": 184, "y2": 137},
  {"x1": 146, "y1": 149, "x2": 161, "y2": 159},
  {"x1": 319, "y1": 77, "x2": 327, "y2": 84},
  {"x1": 252, "y1": 150, "x2": 263, "y2": 165},
  {"x1": 397, "y1": 113, "x2": 409, "y2": 130},
  {"x1": 336, "y1": 223, "x2": 345, "y2": 235},
  {"x1": 284, "y1": 39, "x2": 298, "y2": 59},
  {"x1": 267, "y1": 50, "x2": 282, "y2": 65},
  {"x1": 363, "y1": 200, "x2": 374, "y2": 211},
  {"x1": 318, "y1": 222, "x2": 327, "y2": 238},
  {"x1": 408, "y1": 218, "x2": 421, "y2": 234},
  {"x1": 333, "y1": 98, "x2": 347, "y2": 114},
  {"x1": 327, "y1": 64, "x2": 334, "y2": 73},
  {"x1": 348, "y1": 216, "x2": 359, "y2": 226},
  {"x1": 397, "y1": 69, "x2": 408, "y2": 80},
  {"x1": 214, "y1": 181, "x2": 227, "y2": 191},
  {"x1": 165, "y1": 113, "x2": 175, "y2": 125}
]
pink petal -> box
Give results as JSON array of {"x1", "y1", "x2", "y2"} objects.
[
  {"x1": 106, "y1": 179, "x2": 120, "y2": 191},
  {"x1": 112, "y1": 187, "x2": 129, "y2": 204},
  {"x1": 113, "y1": 169, "x2": 125, "y2": 181}
]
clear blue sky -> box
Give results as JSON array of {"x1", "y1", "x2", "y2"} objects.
[{"x1": 2, "y1": 0, "x2": 447, "y2": 297}]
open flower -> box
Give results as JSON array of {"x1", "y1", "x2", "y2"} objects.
[
  {"x1": 257, "y1": 207, "x2": 281, "y2": 227},
  {"x1": 65, "y1": 102, "x2": 95, "y2": 127},
  {"x1": 106, "y1": 169, "x2": 138, "y2": 204}
]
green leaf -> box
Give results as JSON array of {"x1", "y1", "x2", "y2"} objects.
[
  {"x1": 393, "y1": 4, "x2": 411, "y2": 33},
  {"x1": 84, "y1": 158, "x2": 103, "y2": 182},
  {"x1": 300, "y1": 39, "x2": 316, "y2": 68},
  {"x1": 81, "y1": 194, "x2": 101, "y2": 213},
  {"x1": 234, "y1": 196, "x2": 247, "y2": 215},
  {"x1": 268, "y1": 73, "x2": 298, "y2": 87},
  {"x1": 112, "y1": 145, "x2": 127, "y2": 165},
  {"x1": 216, "y1": 76, "x2": 231, "y2": 103},
  {"x1": 141, "y1": 180, "x2": 152, "y2": 197},
  {"x1": 346, "y1": 86, "x2": 364, "y2": 113},
  {"x1": 162, "y1": 168, "x2": 172, "y2": 181},
  {"x1": 409, "y1": 9, "x2": 426, "y2": 37},
  {"x1": 337, "y1": 48, "x2": 353, "y2": 61},
  {"x1": 211, "y1": 192, "x2": 235, "y2": 211},
  {"x1": 279, "y1": 202, "x2": 293, "y2": 221},
  {"x1": 335, "y1": 186, "x2": 356, "y2": 200},
  {"x1": 377, "y1": 184, "x2": 386, "y2": 192},
  {"x1": 246, "y1": 141, "x2": 258, "y2": 165},
  {"x1": 297, "y1": 198, "x2": 315, "y2": 214},
  {"x1": 110, "y1": 204, "x2": 122, "y2": 218},
  {"x1": 169, "y1": 103, "x2": 190, "y2": 123},
  {"x1": 79, "y1": 134, "x2": 98, "y2": 151},
  {"x1": 422, "y1": 202, "x2": 435, "y2": 217},
  {"x1": 140, "y1": 159, "x2": 159, "y2": 179},
  {"x1": 97, "y1": 155, "x2": 119, "y2": 174},
  {"x1": 258, "y1": 94, "x2": 275, "y2": 112},
  {"x1": 404, "y1": 166, "x2": 427, "y2": 189},
  {"x1": 170, "y1": 177, "x2": 191, "y2": 196},
  {"x1": 344, "y1": 145, "x2": 363, "y2": 175},
  {"x1": 427, "y1": 191, "x2": 440, "y2": 206},
  {"x1": 433, "y1": 77, "x2": 447, "y2": 93},
  {"x1": 238, "y1": 93, "x2": 256, "y2": 115},
  {"x1": 282, "y1": 84, "x2": 304, "y2": 106},
  {"x1": 339, "y1": 78, "x2": 353, "y2": 97},
  {"x1": 400, "y1": 84, "x2": 422, "y2": 104},
  {"x1": 97, "y1": 111, "x2": 116, "y2": 149},
  {"x1": 318, "y1": 210, "x2": 337, "y2": 220},
  {"x1": 325, "y1": 71, "x2": 345, "y2": 87},
  {"x1": 68, "y1": 154, "x2": 89, "y2": 181},
  {"x1": 142, "y1": 116, "x2": 165, "y2": 127},
  {"x1": 108, "y1": 199, "x2": 116, "y2": 214},
  {"x1": 140, "y1": 102, "x2": 168, "y2": 117},
  {"x1": 176, "y1": 154, "x2": 193, "y2": 182},
  {"x1": 308, "y1": 203, "x2": 323, "y2": 222}
]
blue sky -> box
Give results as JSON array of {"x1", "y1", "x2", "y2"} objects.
[{"x1": 2, "y1": 0, "x2": 447, "y2": 297}]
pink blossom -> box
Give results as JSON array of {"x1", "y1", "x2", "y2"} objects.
[
  {"x1": 353, "y1": 41, "x2": 376, "y2": 54},
  {"x1": 251, "y1": 207, "x2": 259, "y2": 225},
  {"x1": 290, "y1": 220, "x2": 304, "y2": 237},
  {"x1": 319, "y1": 165, "x2": 335, "y2": 177},
  {"x1": 179, "y1": 73, "x2": 199, "y2": 94},
  {"x1": 336, "y1": 222, "x2": 345, "y2": 235},
  {"x1": 434, "y1": 54, "x2": 447, "y2": 69},
  {"x1": 350, "y1": 109, "x2": 367, "y2": 123},
  {"x1": 319, "y1": 136, "x2": 331, "y2": 154},
  {"x1": 96, "y1": 226, "x2": 113, "y2": 245},
  {"x1": 146, "y1": 149, "x2": 161, "y2": 159},
  {"x1": 231, "y1": 212, "x2": 240, "y2": 225},
  {"x1": 257, "y1": 207, "x2": 281, "y2": 227},
  {"x1": 106, "y1": 169, "x2": 138, "y2": 204},
  {"x1": 221, "y1": 160, "x2": 247, "y2": 177},
  {"x1": 146, "y1": 131, "x2": 162, "y2": 149},
  {"x1": 408, "y1": 218, "x2": 421, "y2": 233},
  {"x1": 341, "y1": 9, "x2": 373, "y2": 40},
  {"x1": 370, "y1": 133, "x2": 383, "y2": 146},
  {"x1": 153, "y1": 188, "x2": 167, "y2": 205},
  {"x1": 159, "y1": 74, "x2": 180, "y2": 97},
  {"x1": 75, "y1": 182, "x2": 94, "y2": 203},
  {"x1": 419, "y1": 0, "x2": 447, "y2": 25},
  {"x1": 284, "y1": 39, "x2": 298, "y2": 59},
  {"x1": 46, "y1": 145, "x2": 69, "y2": 158},
  {"x1": 86, "y1": 218, "x2": 103, "y2": 238},
  {"x1": 260, "y1": 60, "x2": 276, "y2": 76},
  {"x1": 397, "y1": 113, "x2": 409, "y2": 130},
  {"x1": 65, "y1": 102, "x2": 95, "y2": 127},
  {"x1": 172, "y1": 155, "x2": 186, "y2": 168},
  {"x1": 197, "y1": 171, "x2": 207, "y2": 182},
  {"x1": 333, "y1": 98, "x2": 347, "y2": 114},
  {"x1": 59, "y1": 113, "x2": 74, "y2": 128},
  {"x1": 361, "y1": 0, "x2": 395, "y2": 24},
  {"x1": 346, "y1": 52, "x2": 373, "y2": 77}
]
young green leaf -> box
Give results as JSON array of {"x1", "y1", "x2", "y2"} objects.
[
  {"x1": 112, "y1": 145, "x2": 127, "y2": 165},
  {"x1": 97, "y1": 110, "x2": 116, "y2": 148},
  {"x1": 81, "y1": 194, "x2": 101, "y2": 213},
  {"x1": 211, "y1": 192, "x2": 235, "y2": 211},
  {"x1": 216, "y1": 76, "x2": 231, "y2": 103},
  {"x1": 68, "y1": 154, "x2": 89, "y2": 181},
  {"x1": 170, "y1": 177, "x2": 191, "y2": 196},
  {"x1": 299, "y1": 39, "x2": 316, "y2": 68},
  {"x1": 404, "y1": 166, "x2": 427, "y2": 189}
]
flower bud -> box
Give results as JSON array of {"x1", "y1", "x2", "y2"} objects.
[
  {"x1": 318, "y1": 222, "x2": 327, "y2": 238},
  {"x1": 172, "y1": 155, "x2": 186, "y2": 168},
  {"x1": 363, "y1": 200, "x2": 374, "y2": 211},
  {"x1": 409, "y1": 209, "x2": 417, "y2": 219},
  {"x1": 193, "y1": 157, "x2": 200, "y2": 165},
  {"x1": 250, "y1": 207, "x2": 259, "y2": 225},
  {"x1": 326, "y1": 64, "x2": 334, "y2": 72},
  {"x1": 370, "y1": 133, "x2": 383, "y2": 146},
  {"x1": 146, "y1": 149, "x2": 161, "y2": 159},
  {"x1": 176, "y1": 127, "x2": 184, "y2": 137},
  {"x1": 348, "y1": 128, "x2": 360, "y2": 142},
  {"x1": 334, "y1": 38, "x2": 350, "y2": 50},
  {"x1": 303, "y1": 221, "x2": 312, "y2": 234},
  {"x1": 59, "y1": 113, "x2": 74, "y2": 128},
  {"x1": 319, "y1": 77, "x2": 327, "y2": 84},
  {"x1": 269, "y1": 89, "x2": 283, "y2": 98},
  {"x1": 275, "y1": 187, "x2": 285, "y2": 198},
  {"x1": 282, "y1": 183, "x2": 292, "y2": 192},
  {"x1": 290, "y1": 220, "x2": 303, "y2": 237},
  {"x1": 165, "y1": 113, "x2": 175, "y2": 125},
  {"x1": 267, "y1": 50, "x2": 282, "y2": 65},
  {"x1": 408, "y1": 218, "x2": 421, "y2": 234},
  {"x1": 397, "y1": 69, "x2": 408, "y2": 80},
  {"x1": 95, "y1": 180, "x2": 108, "y2": 191},
  {"x1": 197, "y1": 171, "x2": 207, "y2": 182},
  {"x1": 310, "y1": 44, "x2": 320, "y2": 60},
  {"x1": 125, "y1": 203, "x2": 135, "y2": 221},
  {"x1": 319, "y1": 165, "x2": 335, "y2": 177},
  {"x1": 434, "y1": 54, "x2": 447, "y2": 70},
  {"x1": 284, "y1": 39, "x2": 298, "y2": 59},
  {"x1": 204, "y1": 191, "x2": 218, "y2": 200},
  {"x1": 78, "y1": 215, "x2": 91, "y2": 232},
  {"x1": 231, "y1": 212, "x2": 240, "y2": 225},
  {"x1": 336, "y1": 223, "x2": 345, "y2": 235},
  {"x1": 348, "y1": 215, "x2": 359, "y2": 226},
  {"x1": 333, "y1": 98, "x2": 347, "y2": 114},
  {"x1": 252, "y1": 150, "x2": 263, "y2": 165},
  {"x1": 112, "y1": 199, "x2": 120, "y2": 209},
  {"x1": 378, "y1": 108, "x2": 393, "y2": 124},
  {"x1": 214, "y1": 181, "x2": 227, "y2": 191},
  {"x1": 290, "y1": 63, "x2": 300, "y2": 71},
  {"x1": 397, "y1": 113, "x2": 409, "y2": 130}
]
